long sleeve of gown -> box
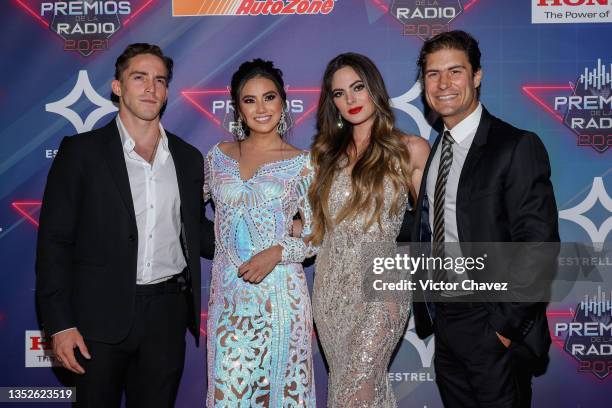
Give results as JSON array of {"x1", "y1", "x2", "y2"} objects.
[
  {"x1": 278, "y1": 156, "x2": 317, "y2": 263},
  {"x1": 200, "y1": 148, "x2": 216, "y2": 259},
  {"x1": 203, "y1": 149, "x2": 213, "y2": 203}
]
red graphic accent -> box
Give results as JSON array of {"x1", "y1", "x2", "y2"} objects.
[
  {"x1": 200, "y1": 311, "x2": 208, "y2": 337},
  {"x1": 11, "y1": 201, "x2": 42, "y2": 228},
  {"x1": 522, "y1": 85, "x2": 573, "y2": 123},
  {"x1": 13, "y1": 0, "x2": 48, "y2": 27},
  {"x1": 464, "y1": 0, "x2": 479, "y2": 10},
  {"x1": 123, "y1": 0, "x2": 155, "y2": 26},
  {"x1": 547, "y1": 308, "x2": 612, "y2": 382},
  {"x1": 30, "y1": 335, "x2": 52, "y2": 351},
  {"x1": 546, "y1": 311, "x2": 574, "y2": 317},
  {"x1": 182, "y1": 88, "x2": 320, "y2": 130},
  {"x1": 371, "y1": 0, "x2": 390, "y2": 13},
  {"x1": 547, "y1": 308, "x2": 574, "y2": 352}
]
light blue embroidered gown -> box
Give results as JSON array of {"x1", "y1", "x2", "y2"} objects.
[{"x1": 204, "y1": 143, "x2": 316, "y2": 407}]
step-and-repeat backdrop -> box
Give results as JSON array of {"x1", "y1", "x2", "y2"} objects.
[{"x1": 1, "y1": 1, "x2": 610, "y2": 407}]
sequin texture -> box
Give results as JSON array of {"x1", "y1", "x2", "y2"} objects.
[
  {"x1": 312, "y1": 167, "x2": 411, "y2": 408},
  {"x1": 205, "y1": 143, "x2": 316, "y2": 407}
]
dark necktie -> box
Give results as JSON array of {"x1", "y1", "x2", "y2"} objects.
[{"x1": 432, "y1": 130, "x2": 454, "y2": 279}]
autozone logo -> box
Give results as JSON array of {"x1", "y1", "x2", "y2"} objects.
[{"x1": 173, "y1": 0, "x2": 336, "y2": 16}]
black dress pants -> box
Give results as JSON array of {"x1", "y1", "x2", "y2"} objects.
[
  {"x1": 73, "y1": 285, "x2": 189, "y2": 407},
  {"x1": 433, "y1": 303, "x2": 534, "y2": 408}
]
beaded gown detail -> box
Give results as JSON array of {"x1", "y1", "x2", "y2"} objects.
[
  {"x1": 205, "y1": 143, "x2": 316, "y2": 407},
  {"x1": 312, "y1": 166, "x2": 411, "y2": 408}
]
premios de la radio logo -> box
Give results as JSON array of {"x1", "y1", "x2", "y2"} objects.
[
  {"x1": 556, "y1": 59, "x2": 612, "y2": 153},
  {"x1": 34, "y1": 1, "x2": 143, "y2": 57},
  {"x1": 554, "y1": 287, "x2": 612, "y2": 380}
]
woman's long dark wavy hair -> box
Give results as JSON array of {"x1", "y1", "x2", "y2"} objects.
[{"x1": 308, "y1": 53, "x2": 412, "y2": 245}]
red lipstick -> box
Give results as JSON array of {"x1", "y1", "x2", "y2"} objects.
[{"x1": 348, "y1": 106, "x2": 362, "y2": 115}]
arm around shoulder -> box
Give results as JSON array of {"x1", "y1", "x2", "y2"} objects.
[{"x1": 401, "y1": 134, "x2": 431, "y2": 199}]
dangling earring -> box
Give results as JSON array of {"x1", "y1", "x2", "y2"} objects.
[
  {"x1": 277, "y1": 111, "x2": 288, "y2": 136},
  {"x1": 234, "y1": 117, "x2": 246, "y2": 141},
  {"x1": 336, "y1": 112, "x2": 344, "y2": 129}
]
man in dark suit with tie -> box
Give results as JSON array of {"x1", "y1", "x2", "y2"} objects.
[
  {"x1": 35, "y1": 43, "x2": 215, "y2": 407},
  {"x1": 409, "y1": 31, "x2": 559, "y2": 407}
]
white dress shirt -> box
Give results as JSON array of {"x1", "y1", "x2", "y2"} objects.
[
  {"x1": 116, "y1": 117, "x2": 186, "y2": 285},
  {"x1": 425, "y1": 104, "x2": 482, "y2": 292},
  {"x1": 426, "y1": 103, "x2": 483, "y2": 243}
]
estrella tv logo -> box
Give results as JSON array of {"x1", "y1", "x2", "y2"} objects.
[
  {"x1": 14, "y1": 1, "x2": 155, "y2": 57},
  {"x1": 523, "y1": 59, "x2": 612, "y2": 153},
  {"x1": 173, "y1": 0, "x2": 336, "y2": 16}
]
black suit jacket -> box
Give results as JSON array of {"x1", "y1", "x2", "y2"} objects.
[
  {"x1": 35, "y1": 119, "x2": 214, "y2": 345},
  {"x1": 408, "y1": 108, "x2": 559, "y2": 359}
]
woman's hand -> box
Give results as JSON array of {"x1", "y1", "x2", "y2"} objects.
[
  {"x1": 292, "y1": 218, "x2": 303, "y2": 237},
  {"x1": 496, "y1": 332, "x2": 512, "y2": 348},
  {"x1": 238, "y1": 245, "x2": 283, "y2": 283}
]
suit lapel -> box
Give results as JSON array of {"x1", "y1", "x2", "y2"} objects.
[
  {"x1": 166, "y1": 134, "x2": 191, "y2": 262},
  {"x1": 102, "y1": 120, "x2": 137, "y2": 225},
  {"x1": 166, "y1": 134, "x2": 187, "y2": 217},
  {"x1": 456, "y1": 108, "x2": 492, "y2": 240}
]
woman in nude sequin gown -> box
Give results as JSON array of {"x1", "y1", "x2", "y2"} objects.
[{"x1": 308, "y1": 53, "x2": 430, "y2": 407}]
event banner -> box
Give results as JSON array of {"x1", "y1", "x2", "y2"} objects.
[{"x1": 0, "y1": 0, "x2": 610, "y2": 407}]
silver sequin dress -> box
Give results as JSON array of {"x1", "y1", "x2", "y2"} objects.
[{"x1": 312, "y1": 166, "x2": 411, "y2": 408}]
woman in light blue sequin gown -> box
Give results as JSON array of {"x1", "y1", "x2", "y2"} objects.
[{"x1": 204, "y1": 59, "x2": 316, "y2": 407}]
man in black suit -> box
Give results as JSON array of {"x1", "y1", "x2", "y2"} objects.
[
  {"x1": 35, "y1": 43, "x2": 215, "y2": 407},
  {"x1": 409, "y1": 31, "x2": 559, "y2": 407}
]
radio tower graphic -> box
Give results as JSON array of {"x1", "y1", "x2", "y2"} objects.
[
  {"x1": 579, "y1": 59, "x2": 612, "y2": 91},
  {"x1": 579, "y1": 286, "x2": 612, "y2": 319}
]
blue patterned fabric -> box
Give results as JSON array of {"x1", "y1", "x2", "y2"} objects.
[{"x1": 204, "y1": 143, "x2": 316, "y2": 407}]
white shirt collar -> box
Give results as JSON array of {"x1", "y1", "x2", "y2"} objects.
[
  {"x1": 116, "y1": 116, "x2": 170, "y2": 162},
  {"x1": 444, "y1": 103, "x2": 482, "y2": 145}
]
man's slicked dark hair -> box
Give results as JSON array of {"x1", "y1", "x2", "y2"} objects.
[
  {"x1": 114, "y1": 43, "x2": 173, "y2": 84},
  {"x1": 417, "y1": 30, "x2": 482, "y2": 78}
]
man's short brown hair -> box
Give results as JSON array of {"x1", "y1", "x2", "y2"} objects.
[{"x1": 114, "y1": 43, "x2": 173, "y2": 83}]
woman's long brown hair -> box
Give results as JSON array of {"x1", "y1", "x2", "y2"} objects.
[{"x1": 308, "y1": 53, "x2": 412, "y2": 245}]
